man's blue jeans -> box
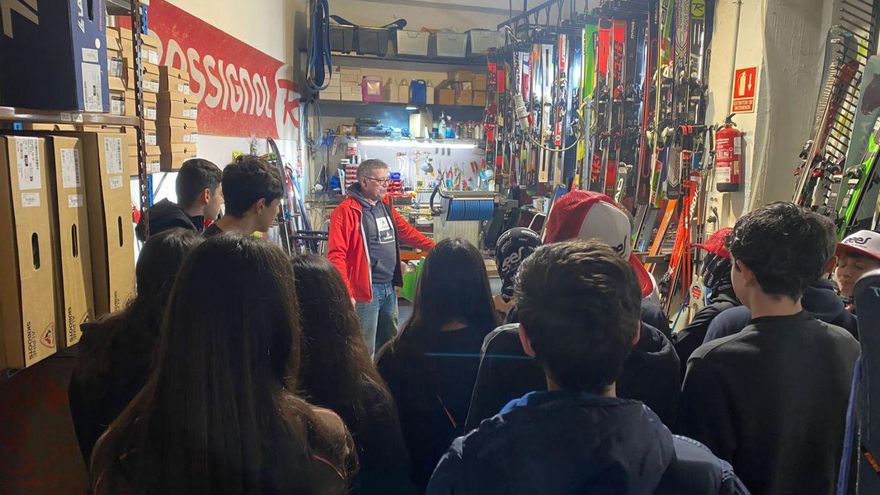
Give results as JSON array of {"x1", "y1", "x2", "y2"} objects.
[{"x1": 356, "y1": 282, "x2": 399, "y2": 357}]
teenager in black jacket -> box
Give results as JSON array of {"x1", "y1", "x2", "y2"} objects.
[
  {"x1": 678, "y1": 203, "x2": 859, "y2": 495},
  {"x1": 466, "y1": 191, "x2": 680, "y2": 429},
  {"x1": 134, "y1": 159, "x2": 222, "y2": 241},
  {"x1": 292, "y1": 254, "x2": 415, "y2": 495},
  {"x1": 68, "y1": 229, "x2": 203, "y2": 463},
  {"x1": 430, "y1": 241, "x2": 750, "y2": 495},
  {"x1": 376, "y1": 238, "x2": 499, "y2": 490}
]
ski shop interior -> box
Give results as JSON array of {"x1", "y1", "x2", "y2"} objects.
[{"x1": 1, "y1": 0, "x2": 880, "y2": 493}]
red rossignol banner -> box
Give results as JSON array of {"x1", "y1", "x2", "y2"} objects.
[{"x1": 138, "y1": 0, "x2": 300, "y2": 138}]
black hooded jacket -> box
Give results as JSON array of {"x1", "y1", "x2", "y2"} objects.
[
  {"x1": 430, "y1": 391, "x2": 750, "y2": 495},
  {"x1": 135, "y1": 199, "x2": 204, "y2": 242},
  {"x1": 464, "y1": 319, "x2": 681, "y2": 430}
]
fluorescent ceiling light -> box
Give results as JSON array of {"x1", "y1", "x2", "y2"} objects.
[{"x1": 359, "y1": 139, "x2": 477, "y2": 149}]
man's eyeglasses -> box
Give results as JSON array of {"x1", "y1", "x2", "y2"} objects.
[{"x1": 364, "y1": 177, "x2": 391, "y2": 185}]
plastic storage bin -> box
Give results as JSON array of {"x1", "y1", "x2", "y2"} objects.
[
  {"x1": 396, "y1": 30, "x2": 430, "y2": 56},
  {"x1": 431, "y1": 31, "x2": 468, "y2": 58},
  {"x1": 330, "y1": 24, "x2": 355, "y2": 53},
  {"x1": 357, "y1": 27, "x2": 390, "y2": 56},
  {"x1": 468, "y1": 29, "x2": 500, "y2": 55}
]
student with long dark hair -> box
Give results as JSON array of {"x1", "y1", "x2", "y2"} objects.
[
  {"x1": 90, "y1": 234, "x2": 356, "y2": 495},
  {"x1": 293, "y1": 254, "x2": 416, "y2": 494},
  {"x1": 375, "y1": 238, "x2": 500, "y2": 490},
  {"x1": 69, "y1": 228, "x2": 203, "y2": 463}
]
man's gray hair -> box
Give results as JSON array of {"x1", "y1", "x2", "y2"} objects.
[{"x1": 357, "y1": 159, "x2": 390, "y2": 179}]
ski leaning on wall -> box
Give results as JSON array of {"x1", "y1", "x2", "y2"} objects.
[
  {"x1": 837, "y1": 55, "x2": 880, "y2": 233},
  {"x1": 837, "y1": 115, "x2": 880, "y2": 238}
]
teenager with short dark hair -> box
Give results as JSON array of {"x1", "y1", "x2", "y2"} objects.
[
  {"x1": 203, "y1": 155, "x2": 284, "y2": 237},
  {"x1": 292, "y1": 254, "x2": 416, "y2": 494},
  {"x1": 69, "y1": 228, "x2": 203, "y2": 464},
  {"x1": 90, "y1": 235, "x2": 356, "y2": 495},
  {"x1": 465, "y1": 191, "x2": 680, "y2": 429},
  {"x1": 705, "y1": 212, "x2": 857, "y2": 341},
  {"x1": 678, "y1": 202, "x2": 860, "y2": 495},
  {"x1": 429, "y1": 240, "x2": 750, "y2": 495},
  {"x1": 836, "y1": 229, "x2": 880, "y2": 309},
  {"x1": 135, "y1": 158, "x2": 222, "y2": 241},
  {"x1": 375, "y1": 238, "x2": 499, "y2": 491}
]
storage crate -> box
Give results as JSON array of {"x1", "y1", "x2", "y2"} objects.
[
  {"x1": 357, "y1": 27, "x2": 390, "y2": 56},
  {"x1": 468, "y1": 29, "x2": 501, "y2": 55},
  {"x1": 396, "y1": 30, "x2": 430, "y2": 56},
  {"x1": 431, "y1": 31, "x2": 468, "y2": 58},
  {"x1": 330, "y1": 24, "x2": 356, "y2": 53}
]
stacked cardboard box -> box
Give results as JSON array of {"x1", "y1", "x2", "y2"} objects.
[
  {"x1": 107, "y1": 28, "x2": 127, "y2": 116},
  {"x1": 432, "y1": 70, "x2": 486, "y2": 107},
  {"x1": 158, "y1": 67, "x2": 199, "y2": 171},
  {"x1": 0, "y1": 137, "x2": 59, "y2": 369},
  {"x1": 323, "y1": 67, "x2": 343, "y2": 101},
  {"x1": 105, "y1": 27, "x2": 161, "y2": 125},
  {"x1": 339, "y1": 67, "x2": 363, "y2": 102}
]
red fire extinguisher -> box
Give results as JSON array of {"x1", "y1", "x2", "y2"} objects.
[{"x1": 715, "y1": 114, "x2": 743, "y2": 192}]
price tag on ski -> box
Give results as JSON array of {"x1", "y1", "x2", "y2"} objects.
[{"x1": 731, "y1": 67, "x2": 758, "y2": 113}]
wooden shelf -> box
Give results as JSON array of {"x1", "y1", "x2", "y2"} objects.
[
  {"x1": 0, "y1": 107, "x2": 140, "y2": 127},
  {"x1": 331, "y1": 52, "x2": 487, "y2": 70}
]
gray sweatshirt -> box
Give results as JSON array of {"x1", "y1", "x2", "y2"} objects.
[{"x1": 348, "y1": 184, "x2": 397, "y2": 284}]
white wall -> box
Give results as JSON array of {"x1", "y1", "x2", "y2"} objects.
[
  {"x1": 142, "y1": 0, "x2": 307, "y2": 206},
  {"x1": 701, "y1": 0, "x2": 834, "y2": 229}
]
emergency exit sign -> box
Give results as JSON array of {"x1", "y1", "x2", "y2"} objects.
[{"x1": 731, "y1": 66, "x2": 758, "y2": 113}]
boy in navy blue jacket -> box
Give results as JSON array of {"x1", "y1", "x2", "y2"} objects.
[{"x1": 428, "y1": 240, "x2": 749, "y2": 495}]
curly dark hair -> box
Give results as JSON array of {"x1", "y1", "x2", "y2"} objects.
[
  {"x1": 221, "y1": 155, "x2": 284, "y2": 217},
  {"x1": 516, "y1": 240, "x2": 641, "y2": 394},
  {"x1": 727, "y1": 202, "x2": 832, "y2": 300}
]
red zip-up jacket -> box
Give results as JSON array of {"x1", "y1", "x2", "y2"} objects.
[{"x1": 328, "y1": 195, "x2": 435, "y2": 302}]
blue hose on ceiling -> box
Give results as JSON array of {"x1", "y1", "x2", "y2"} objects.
[{"x1": 306, "y1": 0, "x2": 332, "y2": 93}]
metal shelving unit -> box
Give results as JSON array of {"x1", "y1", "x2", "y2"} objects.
[
  {"x1": 331, "y1": 52, "x2": 488, "y2": 70},
  {"x1": 0, "y1": 1, "x2": 149, "y2": 238},
  {"x1": 126, "y1": 0, "x2": 150, "y2": 239},
  {"x1": 0, "y1": 107, "x2": 140, "y2": 126}
]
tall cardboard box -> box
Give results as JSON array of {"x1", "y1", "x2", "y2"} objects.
[
  {"x1": 77, "y1": 133, "x2": 136, "y2": 316},
  {"x1": 0, "y1": 2, "x2": 109, "y2": 112},
  {"x1": 46, "y1": 137, "x2": 94, "y2": 348},
  {"x1": 0, "y1": 137, "x2": 58, "y2": 368}
]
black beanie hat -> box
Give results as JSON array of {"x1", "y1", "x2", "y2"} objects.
[{"x1": 495, "y1": 227, "x2": 542, "y2": 299}]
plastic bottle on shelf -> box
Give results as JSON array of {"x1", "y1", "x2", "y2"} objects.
[
  {"x1": 438, "y1": 112, "x2": 447, "y2": 138},
  {"x1": 426, "y1": 80, "x2": 435, "y2": 104},
  {"x1": 386, "y1": 77, "x2": 397, "y2": 103},
  {"x1": 399, "y1": 79, "x2": 409, "y2": 104}
]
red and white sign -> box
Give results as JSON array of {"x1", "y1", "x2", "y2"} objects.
[
  {"x1": 133, "y1": 0, "x2": 301, "y2": 138},
  {"x1": 731, "y1": 66, "x2": 757, "y2": 113}
]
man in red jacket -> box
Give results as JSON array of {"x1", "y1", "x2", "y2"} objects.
[{"x1": 328, "y1": 159, "x2": 435, "y2": 356}]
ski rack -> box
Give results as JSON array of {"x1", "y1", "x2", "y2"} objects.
[
  {"x1": 796, "y1": 0, "x2": 880, "y2": 215},
  {"x1": 593, "y1": 0, "x2": 651, "y2": 19},
  {"x1": 498, "y1": 0, "x2": 569, "y2": 38}
]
